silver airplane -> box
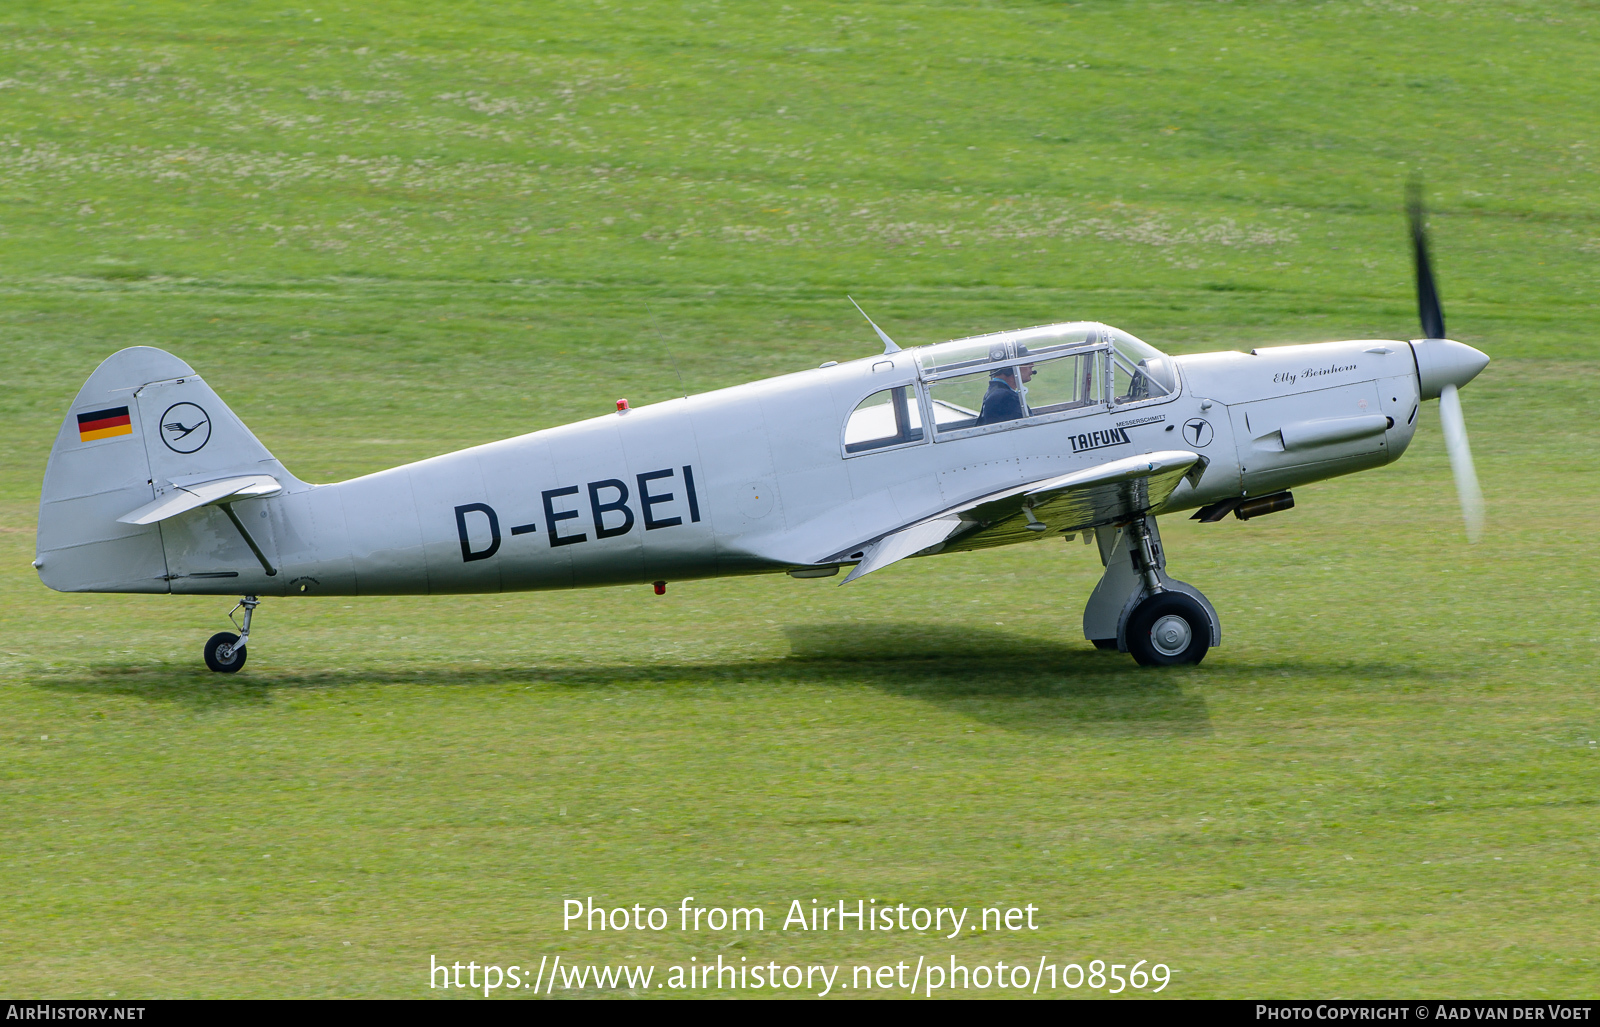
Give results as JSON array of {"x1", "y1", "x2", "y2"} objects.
[{"x1": 34, "y1": 194, "x2": 1488, "y2": 671}]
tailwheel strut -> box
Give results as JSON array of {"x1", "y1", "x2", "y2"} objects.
[{"x1": 204, "y1": 595, "x2": 259, "y2": 674}]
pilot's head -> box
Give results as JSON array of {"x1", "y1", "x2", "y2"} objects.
[
  {"x1": 992, "y1": 344, "x2": 1034, "y2": 388},
  {"x1": 993, "y1": 362, "x2": 1035, "y2": 387}
]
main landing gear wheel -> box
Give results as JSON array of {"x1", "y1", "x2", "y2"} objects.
[
  {"x1": 204, "y1": 631, "x2": 247, "y2": 673},
  {"x1": 1126, "y1": 592, "x2": 1210, "y2": 667}
]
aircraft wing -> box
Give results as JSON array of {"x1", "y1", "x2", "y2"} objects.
[{"x1": 832, "y1": 450, "x2": 1203, "y2": 584}]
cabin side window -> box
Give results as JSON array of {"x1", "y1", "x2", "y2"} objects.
[
  {"x1": 925, "y1": 371, "x2": 990, "y2": 432},
  {"x1": 1021, "y1": 350, "x2": 1107, "y2": 415},
  {"x1": 843, "y1": 385, "x2": 925, "y2": 453},
  {"x1": 927, "y1": 350, "x2": 1107, "y2": 434}
]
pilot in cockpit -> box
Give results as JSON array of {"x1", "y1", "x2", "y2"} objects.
[{"x1": 976, "y1": 350, "x2": 1035, "y2": 426}]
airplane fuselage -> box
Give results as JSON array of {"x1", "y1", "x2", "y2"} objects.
[{"x1": 138, "y1": 333, "x2": 1421, "y2": 597}]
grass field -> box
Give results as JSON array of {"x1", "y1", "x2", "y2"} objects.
[{"x1": 2, "y1": 0, "x2": 1598, "y2": 999}]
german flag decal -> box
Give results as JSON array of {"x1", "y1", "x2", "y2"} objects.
[{"x1": 77, "y1": 406, "x2": 133, "y2": 442}]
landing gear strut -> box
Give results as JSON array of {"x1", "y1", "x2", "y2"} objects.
[
  {"x1": 204, "y1": 595, "x2": 259, "y2": 674},
  {"x1": 1082, "y1": 515, "x2": 1219, "y2": 666}
]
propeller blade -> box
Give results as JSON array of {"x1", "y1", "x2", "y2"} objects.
[
  {"x1": 1438, "y1": 383, "x2": 1484, "y2": 543},
  {"x1": 1407, "y1": 179, "x2": 1446, "y2": 340}
]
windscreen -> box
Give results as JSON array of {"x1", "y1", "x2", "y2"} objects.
[{"x1": 1108, "y1": 327, "x2": 1176, "y2": 401}]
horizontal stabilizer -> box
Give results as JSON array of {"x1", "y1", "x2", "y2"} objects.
[{"x1": 117, "y1": 474, "x2": 282, "y2": 525}]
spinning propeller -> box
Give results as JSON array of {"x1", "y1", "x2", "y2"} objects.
[{"x1": 1407, "y1": 181, "x2": 1488, "y2": 543}]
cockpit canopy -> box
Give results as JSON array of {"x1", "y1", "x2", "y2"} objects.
[
  {"x1": 914, "y1": 321, "x2": 1176, "y2": 396},
  {"x1": 840, "y1": 321, "x2": 1179, "y2": 456}
]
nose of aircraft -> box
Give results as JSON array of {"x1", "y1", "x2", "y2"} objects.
[{"x1": 1410, "y1": 338, "x2": 1490, "y2": 400}]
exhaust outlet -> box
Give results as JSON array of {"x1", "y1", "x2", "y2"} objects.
[{"x1": 1234, "y1": 491, "x2": 1294, "y2": 521}]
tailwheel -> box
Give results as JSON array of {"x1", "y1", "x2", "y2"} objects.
[
  {"x1": 204, "y1": 631, "x2": 247, "y2": 673},
  {"x1": 1126, "y1": 592, "x2": 1211, "y2": 667},
  {"x1": 204, "y1": 595, "x2": 260, "y2": 673}
]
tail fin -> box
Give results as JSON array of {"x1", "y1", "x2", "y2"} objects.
[{"x1": 36, "y1": 347, "x2": 297, "y2": 593}]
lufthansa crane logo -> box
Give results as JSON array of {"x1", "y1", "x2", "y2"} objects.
[
  {"x1": 1183, "y1": 418, "x2": 1213, "y2": 447},
  {"x1": 160, "y1": 402, "x2": 211, "y2": 453}
]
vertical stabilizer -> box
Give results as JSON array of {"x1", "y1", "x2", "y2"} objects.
[{"x1": 36, "y1": 347, "x2": 296, "y2": 593}]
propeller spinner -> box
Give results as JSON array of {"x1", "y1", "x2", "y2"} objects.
[{"x1": 1407, "y1": 181, "x2": 1488, "y2": 542}]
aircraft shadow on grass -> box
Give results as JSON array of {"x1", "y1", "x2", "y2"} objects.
[
  {"x1": 777, "y1": 622, "x2": 1216, "y2": 735},
  {"x1": 34, "y1": 624, "x2": 1426, "y2": 735}
]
